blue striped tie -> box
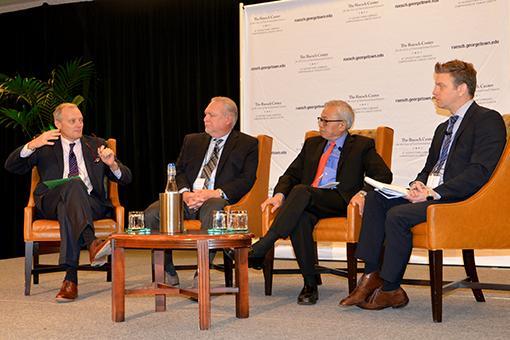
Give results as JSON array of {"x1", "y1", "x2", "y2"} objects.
[
  {"x1": 431, "y1": 115, "x2": 459, "y2": 174},
  {"x1": 68, "y1": 143, "x2": 79, "y2": 177}
]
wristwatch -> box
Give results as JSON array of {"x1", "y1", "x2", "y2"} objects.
[
  {"x1": 217, "y1": 188, "x2": 227, "y2": 199},
  {"x1": 426, "y1": 195, "x2": 434, "y2": 201}
]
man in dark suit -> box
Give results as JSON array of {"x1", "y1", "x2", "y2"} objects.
[
  {"x1": 144, "y1": 96, "x2": 258, "y2": 286},
  {"x1": 339, "y1": 60, "x2": 507, "y2": 310},
  {"x1": 5, "y1": 103, "x2": 132, "y2": 302},
  {"x1": 249, "y1": 100, "x2": 392, "y2": 305}
]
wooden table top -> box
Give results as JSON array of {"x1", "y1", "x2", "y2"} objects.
[{"x1": 110, "y1": 230, "x2": 254, "y2": 249}]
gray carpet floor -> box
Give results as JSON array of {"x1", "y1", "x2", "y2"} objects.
[{"x1": 1, "y1": 250, "x2": 509, "y2": 339}]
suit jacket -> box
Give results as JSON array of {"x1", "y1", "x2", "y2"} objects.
[
  {"x1": 175, "y1": 130, "x2": 258, "y2": 204},
  {"x1": 415, "y1": 101, "x2": 506, "y2": 200},
  {"x1": 4, "y1": 135, "x2": 132, "y2": 209},
  {"x1": 274, "y1": 133, "x2": 392, "y2": 204}
]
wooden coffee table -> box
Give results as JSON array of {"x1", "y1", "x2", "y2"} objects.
[{"x1": 110, "y1": 230, "x2": 253, "y2": 330}]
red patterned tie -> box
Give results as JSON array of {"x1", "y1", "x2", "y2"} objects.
[{"x1": 311, "y1": 142, "x2": 335, "y2": 188}]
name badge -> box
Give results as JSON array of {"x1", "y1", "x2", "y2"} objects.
[
  {"x1": 426, "y1": 174, "x2": 440, "y2": 189},
  {"x1": 193, "y1": 178, "x2": 206, "y2": 191}
]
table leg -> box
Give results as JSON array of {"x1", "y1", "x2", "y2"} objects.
[
  {"x1": 112, "y1": 240, "x2": 125, "y2": 322},
  {"x1": 235, "y1": 247, "x2": 249, "y2": 318},
  {"x1": 197, "y1": 240, "x2": 211, "y2": 330},
  {"x1": 153, "y1": 249, "x2": 166, "y2": 312}
]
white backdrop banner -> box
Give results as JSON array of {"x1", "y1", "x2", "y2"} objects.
[{"x1": 241, "y1": 0, "x2": 510, "y2": 192}]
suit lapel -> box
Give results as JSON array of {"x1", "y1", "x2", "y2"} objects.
[
  {"x1": 337, "y1": 133, "x2": 352, "y2": 174},
  {"x1": 449, "y1": 101, "x2": 476, "y2": 153},
  {"x1": 82, "y1": 136, "x2": 100, "y2": 191},
  {"x1": 54, "y1": 137, "x2": 64, "y2": 177},
  {"x1": 191, "y1": 133, "x2": 212, "y2": 180},
  {"x1": 216, "y1": 130, "x2": 238, "y2": 176}
]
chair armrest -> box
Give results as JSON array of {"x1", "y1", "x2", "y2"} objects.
[
  {"x1": 114, "y1": 206, "x2": 125, "y2": 232},
  {"x1": 225, "y1": 192, "x2": 251, "y2": 211},
  {"x1": 346, "y1": 203, "x2": 362, "y2": 242},
  {"x1": 24, "y1": 206, "x2": 35, "y2": 241},
  {"x1": 262, "y1": 204, "x2": 279, "y2": 236}
]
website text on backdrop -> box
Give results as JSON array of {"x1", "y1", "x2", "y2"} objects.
[
  {"x1": 339, "y1": 59, "x2": 507, "y2": 310},
  {"x1": 247, "y1": 99, "x2": 392, "y2": 305},
  {"x1": 144, "y1": 96, "x2": 258, "y2": 287},
  {"x1": 4, "y1": 103, "x2": 132, "y2": 302}
]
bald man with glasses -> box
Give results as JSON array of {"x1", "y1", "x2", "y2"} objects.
[{"x1": 248, "y1": 100, "x2": 392, "y2": 305}]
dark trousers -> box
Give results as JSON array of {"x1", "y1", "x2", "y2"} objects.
[
  {"x1": 355, "y1": 191, "x2": 452, "y2": 284},
  {"x1": 36, "y1": 178, "x2": 108, "y2": 268},
  {"x1": 269, "y1": 185, "x2": 347, "y2": 280}
]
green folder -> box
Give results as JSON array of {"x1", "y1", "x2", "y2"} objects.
[{"x1": 43, "y1": 176, "x2": 81, "y2": 189}]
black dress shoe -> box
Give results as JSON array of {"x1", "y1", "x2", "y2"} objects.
[
  {"x1": 297, "y1": 284, "x2": 318, "y2": 305},
  {"x1": 248, "y1": 252, "x2": 265, "y2": 270}
]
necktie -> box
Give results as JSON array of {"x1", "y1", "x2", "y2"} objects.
[
  {"x1": 431, "y1": 115, "x2": 459, "y2": 174},
  {"x1": 312, "y1": 142, "x2": 336, "y2": 188},
  {"x1": 68, "y1": 143, "x2": 79, "y2": 177},
  {"x1": 200, "y1": 138, "x2": 223, "y2": 189}
]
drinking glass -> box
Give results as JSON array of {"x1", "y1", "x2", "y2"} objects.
[
  {"x1": 128, "y1": 211, "x2": 145, "y2": 231},
  {"x1": 210, "y1": 210, "x2": 227, "y2": 233},
  {"x1": 228, "y1": 210, "x2": 248, "y2": 232}
]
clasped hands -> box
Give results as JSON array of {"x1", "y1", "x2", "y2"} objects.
[
  {"x1": 183, "y1": 189, "x2": 222, "y2": 211},
  {"x1": 405, "y1": 181, "x2": 436, "y2": 203}
]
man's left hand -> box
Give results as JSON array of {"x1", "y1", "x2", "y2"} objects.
[
  {"x1": 349, "y1": 191, "x2": 366, "y2": 215},
  {"x1": 406, "y1": 181, "x2": 429, "y2": 203},
  {"x1": 193, "y1": 189, "x2": 221, "y2": 204},
  {"x1": 98, "y1": 145, "x2": 119, "y2": 170}
]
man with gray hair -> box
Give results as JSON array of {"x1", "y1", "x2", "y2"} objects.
[
  {"x1": 249, "y1": 99, "x2": 392, "y2": 305},
  {"x1": 144, "y1": 96, "x2": 258, "y2": 286},
  {"x1": 5, "y1": 103, "x2": 132, "y2": 302}
]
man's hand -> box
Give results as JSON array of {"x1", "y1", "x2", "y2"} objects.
[
  {"x1": 27, "y1": 129, "x2": 61, "y2": 150},
  {"x1": 261, "y1": 193, "x2": 284, "y2": 213},
  {"x1": 349, "y1": 191, "x2": 366, "y2": 216},
  {"x1": 406, "y1": 181, "x2": 428, "y2": 203},
  {"x1": 98, "y1": 145, "x2": 119, "y2": 170},
  {"x1": 184, "y1": 189, "x2": 221, "y2": 210}
]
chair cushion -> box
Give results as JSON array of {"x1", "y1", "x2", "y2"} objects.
[
  {"x1": 184, "y1": 220, "x2": 202, "y2": 230},
  {"x1": 28, "y1": 219, "x2": 117, "y2": 241},
  {"x1": 313, "y1": 217, "x2": 349, "y2": 242},
  {"x1": 411, "y1": 222, "x2": 428, "y2": 248}
]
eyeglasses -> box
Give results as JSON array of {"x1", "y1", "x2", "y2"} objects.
[{"x1": 317, "y1": 117, "x2": 344, "y2": 124}]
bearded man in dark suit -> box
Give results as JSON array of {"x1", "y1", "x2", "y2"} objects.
[
  {"x1": 144, "y1": 96, "x2": 258, "y2": 286},
  {"x1": 339, "y1": 60, "x2": 507, "y2": 310},
  {"x1": 249, "y1": 99, "x2": 392, "y2": 305},
  {"x1": 5, "y1": 103, "x2": 132, "y2": 302}
]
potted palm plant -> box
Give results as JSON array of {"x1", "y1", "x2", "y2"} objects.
[{"x1": 0, "y1": 58, "x2": 95, "y2": 137}]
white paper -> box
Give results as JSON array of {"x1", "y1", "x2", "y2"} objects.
[
  {"x1": 318, "y1": 181, "x2": 339, "y2": 189},
  {"x1": 364, "y1": 176, "x2": 409, "y2": 199}
]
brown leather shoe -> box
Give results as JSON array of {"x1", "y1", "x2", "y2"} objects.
[
  {"x1": 89, "y1": 239, "x2": 111, "y2": 267},
  {"x1": 358, "y1": 287, "x2": 409, "y2": 310},
  {"x1": 339, "y1": 272, "x2": 383, "y2": 306},
  {"x1": 55, "y1": 280, "x2": 78, "y2": 302}
]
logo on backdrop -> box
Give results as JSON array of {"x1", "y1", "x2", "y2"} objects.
[
  {"x1": 296, "y1": 52, "x2": 333, "y2": 74},
  {"x1": 250, "y1": 14, "x2": 285, "y2": 35},
  {"x1": 348, "y1": 93, "x2": 385, "y2": 114},
  {"x1": 342, "y1": 1, "x2": 385, "y2": 23},
  {"x1": 395, "y1": 40, "x2": 439, "y2": 64},
  {"x1": 252, "y1": 101, "x2": 286, "y2": 121}
]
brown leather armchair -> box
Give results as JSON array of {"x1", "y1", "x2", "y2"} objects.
[
  {"x1": 184, "y1": 134, "x2": 273, "y2": 237},
  {"x1": 23, "y1": 138, "x2": 124, "y2": 295},
  {"x1": 167, "y1": 134, "x2": 273, "y2": 285},
  {"x1": 410, "y1": 115, "x2": 510, "y2": 322},
  {"x1": 262, "y1": 127, "x2": 394, "y2": 295}
]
